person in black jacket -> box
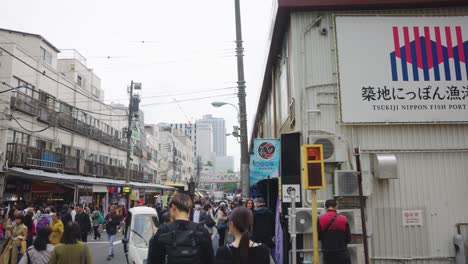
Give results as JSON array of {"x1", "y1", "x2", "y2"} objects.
[
  {"x1": 251, "y1": 198, "x2": 274, "y2": 249},
  {"x1": 105, "y1": 205, "x2": 121, "y2": 261},
  {"x1": 74, "y1": 204, "x2": 91, "y2": 242},
  {"x1": 59, "y1": 205, "x2": 72, "y2": 224},
  {"x1": 147, "y1": 193, "x2": 214, "y2": 264},
  {"x1": 318, "y1": 199, "x2": 352, "y2": 264},
  {"x1": 189, "y1": 200, "x2": 208, "y2": 224}
]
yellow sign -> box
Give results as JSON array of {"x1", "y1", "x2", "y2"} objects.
[
  {"x1": 302, "y1": 144, "x2": 325, "y2": 190},
  {"x1": 123, "y1": 186, "x2": 131, "y2": 193},
  {"x1": 129, "y1": 192, "x2": 135, "y2": 200}
]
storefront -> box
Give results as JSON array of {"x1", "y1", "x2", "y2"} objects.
[
  {"x1": 92, "y1": 185, "x2": 108, "y2": 211},
  {"x1": 32, "y1": 181, "x2": 74, "y2": 205},
  {"x1": 2, "y1": 177, "x2": 74, "y2": 206}
]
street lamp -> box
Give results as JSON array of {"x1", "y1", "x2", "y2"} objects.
[
  {"x1": 211, "y1": 100, "x2": 249, "y2": 198},
  {"x1": 211, "y1": 101, "x2": 239, "y2": 119}
]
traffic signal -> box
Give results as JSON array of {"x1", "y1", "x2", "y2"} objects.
[{"x1": 302, "y1": 144, "x2": 325, "y2": 189}]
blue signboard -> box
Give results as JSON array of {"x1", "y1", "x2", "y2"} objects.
[{"x1": 249, "y1": 138, "x2": 280, "y2": 187}]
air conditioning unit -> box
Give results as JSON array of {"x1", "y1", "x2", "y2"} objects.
[
  {"x1": 348, "y1": 244, "x2": 365, "y2": 264},
  {"x1": 310, "y1": 136, "x2": 347, "y2": 163},
  {"x1": 288, "y1": 207, "x2": 325, "y2": 234},
  {"x1": 338, "y1": 209, "x2": 362, "y2": 234},
  {"x1": 334, "y1": 170, "x2": 359, "y2": 196},
  {"x1": 334, "y1": 170, "x2": 371, "y2": 197}
]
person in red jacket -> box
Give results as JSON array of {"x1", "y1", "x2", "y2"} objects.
[{"x1": 318, "y1": 199, "x2": 352, "y2": 264}]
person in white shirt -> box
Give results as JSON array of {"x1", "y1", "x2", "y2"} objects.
[{"x1": 70, "y1": 205, "x2": 76, "y2": 222}]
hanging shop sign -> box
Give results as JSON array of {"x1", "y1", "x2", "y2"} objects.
[
  {"x1": 335, "y1": 15, "x2": 468, "y2": 123},
  {"x1": 250, "y1": 138, "x2": 280, "y2": 186},
  {"x1": 92, "y1": 185, "x2": 107, "y2": 193}
]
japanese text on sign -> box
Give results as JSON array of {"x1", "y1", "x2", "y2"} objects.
[{"x1": 402, "y1": 210, "x2": 423, "y2": 226}]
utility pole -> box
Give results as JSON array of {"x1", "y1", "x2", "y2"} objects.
[
  {"x1": 196, "y1": 156, "x2": 201, "y2": 188},
  {"x1": 234, "y1": 0, "x2": 250, "y2": 198},
  {"x1": 126, "y1": 81, "x2": 134, "y2": 211},
  {"x1": 172, "y1": 141, "x2": 177, "y2": 182},
  {"x1": 126, "y1": 81, "x2": 141, "y2": 210}
]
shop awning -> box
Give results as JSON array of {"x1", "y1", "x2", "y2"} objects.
[
  {"x1": 130, "y1": 181, "x2": 175, "y2": 191},
  {"x1": 8, "y1": 168, "x2": 175, "y2": 190},
  {"x1": 164, "y1": 181, "x2": 188, "y2": 190}
]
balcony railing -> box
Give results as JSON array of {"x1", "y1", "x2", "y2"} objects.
[
  {"x1": 130, "y1": 170, "x2": 144, "y2": 182},
  {"x1": 10, "y1": 92, "x2": 40, "y2": 116},
  {"x1": 6, "y1": 143, "x2": 152, "y2": 182},
  {"x1": 63, "y1": 155, "x2": 78, "y2": 174}
]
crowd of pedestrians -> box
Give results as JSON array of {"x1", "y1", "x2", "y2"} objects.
[
  {"x1": 148, "y1": 193, "x2": 276, "y2": 264},
  {"x1": 0, "y1": 202, "x2": 116, "y2": 264},
  {"x1": 0, "y1": 196, "x2": 352, "y2": 264}
]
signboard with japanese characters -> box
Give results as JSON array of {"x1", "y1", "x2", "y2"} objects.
[
  {"x1": 250, "y1": 139, "x2": 280, "y2": 187},
  {"x1": 335, "y1": 16, "x2": 468, "y2": 123},
  {"x1": 402, "y1": 209, "x2": 423, "y2": 226}
]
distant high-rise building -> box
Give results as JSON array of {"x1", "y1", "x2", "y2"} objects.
[{"x1": 197, "y1": 114, "x2": 226, "y2": 156}]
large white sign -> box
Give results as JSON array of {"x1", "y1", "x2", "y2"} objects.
[{"x1": 335, "y1": 16, "x2": 468, "y2": 123}]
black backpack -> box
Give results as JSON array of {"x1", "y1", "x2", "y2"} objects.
[{"x1": 158, "y1": 222, "x2": 205, "y2": 264}]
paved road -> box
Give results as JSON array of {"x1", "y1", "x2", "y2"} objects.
[{"x1": 88, "y1": 232, "x2": 127, "y2": 264}]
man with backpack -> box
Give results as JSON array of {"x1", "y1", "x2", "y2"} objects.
[
  {"x1": 147, "y1": 193, "x2": 214, "y2": 264},
  {"x1": 91, "y1": 206, "x2": 104, "y2": 240},
  {"x1": 318, "y1": 199, "x2": 352, "y2": 264}
]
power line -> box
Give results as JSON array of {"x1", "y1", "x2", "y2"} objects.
[
  {"x1": 0, "y1": 46, "x2": 125, "y2": 113},
  {"x1": 65, "y1": 86, "x2": 238, "y2": 104},
  {"x1": 7, "y1": 114, "x2": 51, "y2": 133},
  {"x1": 1, "y1": 82, "x2": 128, "y2": 117},
  {"x1": 140, "y1": 93, "x2": 237, "y2": 107}
]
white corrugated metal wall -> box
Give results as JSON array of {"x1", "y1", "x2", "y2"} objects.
[{"x1": 288, "y1": 6, "x2": 468, "y2": 264}]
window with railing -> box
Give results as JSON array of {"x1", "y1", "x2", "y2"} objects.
[
  {"x1": 14, "y1": 76, "x2": 35, "y2": 95},
  {"x1": 13, "y1": 131, "x2": 31, "y2": 145}
]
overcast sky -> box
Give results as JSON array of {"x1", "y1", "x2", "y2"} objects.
[{"x1": 1, "y1": 0, "x2": 275, "y2": 170}]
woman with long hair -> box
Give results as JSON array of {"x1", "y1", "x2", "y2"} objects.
[
  {"x1": 18, "y1": 226, "x2": 54, "y2": 264},
  {"x1": 244, "y1": 199, "x2": 254, "y2": 212},
  {"x1": 216, "y1": 204, "x2": 229, "y2": 246},
  {"x1": 24, "y1": 212, "x2": 36, "y2": 248},
  {"x1": 48, "y1": 222, "x2": 92, "y2": 264},
  {"x1": 215, "y1": 207, "x2": 270, "y2": 264}
]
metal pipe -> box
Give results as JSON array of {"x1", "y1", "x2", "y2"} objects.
[
  {"x1": 234, "y1": 0, "x2": 250, "y2": 198},
  {"x1": 372, "y1": 256, "x2": 454, "y2": 260},
  {"x1": 360, "y1": 148, "x2": 468, "y2": 154},
  {"x1": 354, "y1": 147, "x2": 370, "y2": 264},
  {"x1": 290, "y1": 189, "x2": 297, "y2": 264}
]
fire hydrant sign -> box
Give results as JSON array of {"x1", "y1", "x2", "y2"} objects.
[
  {"x1": 402, "y1": 210, "x2": 423, "y2": 226},
  {"x1": 335, "y1": 15, "x2": 468, "y2": 123}
]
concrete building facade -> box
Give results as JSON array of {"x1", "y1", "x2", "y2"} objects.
[
  {"x1": 157, "y1": 124, "x2": 194, "y2": 186},
  {"x1": 197, "y1": 114, "x2": 226, "y2": 157},
  {"x1": 0, "y1": 28, "x2": 170, "y2": 207}
]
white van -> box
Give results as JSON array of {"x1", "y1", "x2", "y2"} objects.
[{"x1": 122, "y1": 207, "x2": 159, "y2": 264}]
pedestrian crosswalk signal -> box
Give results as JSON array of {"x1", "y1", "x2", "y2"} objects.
[{"x1": 302, "y1": 145, "x2": 325, "y2": 190}]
